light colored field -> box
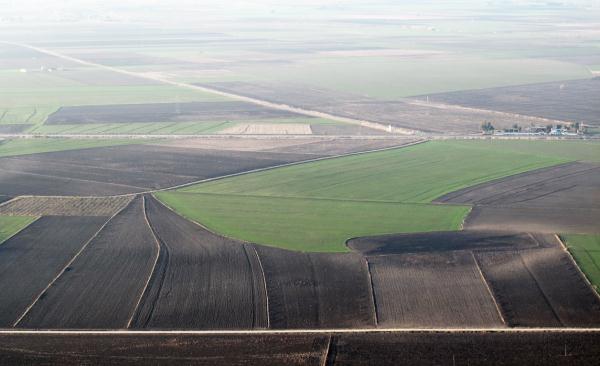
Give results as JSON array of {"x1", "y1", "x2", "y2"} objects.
[
  {"x1": 563, "y1": 234, "x2": 600, "y2": 293},
  {"x1": 0, "y1": 138, "x2": 144, "y2": 158},
  {"x1": 153, "y1": 137, "x2": 326, "y2": 152},
  {"x1": 0, "y1": 196, "x2": 133, "y2": 217},
  {"x1": 0, "y1": 215, "x2": 37, "y2": 244},
  {"x1": 218, "y1": 123, "x2": 313, "y2": 135}
]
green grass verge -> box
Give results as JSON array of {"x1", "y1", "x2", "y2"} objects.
[
  {"x1": 562, "y1": 234, "x2": 600, "y2": 294},
  {"x1": 0, "y1": 216, "x2": 36, "y2": 244},
  {"x1": 0, "y1": 138, "x2": 147, "y2": 158},
  {"x1": 157, "y1": 140, "x2": 591, "y2": 252},
  {"x1": 155, "y1": 192, "x2": 470, "y2": 252}
]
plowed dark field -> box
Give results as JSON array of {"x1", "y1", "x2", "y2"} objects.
[
  {"x1": 255, "y1": 246, "x2": 376, "y2": 329},
  {"x1": 423, "y1": 77, "x2": 600, "y2": 126},
  {"x1": 17, "y1": 197, "x2": 158, "y2": 328},
  {"x1": 131, "y1": 195, "x2": 267, "y2": 329},
  {"x1": 202, "y1": 81, "x2": 541, "y2": 133},
  {"x1": 0, "y1": 195, "x2": 10, "y2": 204},
  {"x1": 0, "y1": 216, "x2": 106, "y2": 326},
  {"x1": 367, "y1": 251, "x2": 504, "y2": 328},
  {"x1": 46, "y1": 101, "x2": 302, "y2": 124},
  {"x1": 437, "y1": 162, "x2": 600, "y2": 234},
  {"x1": 2, "y1": 331, "x2": 599, "y2": 365},
  {"x1": 348, "y1": 231, "x2": 538, "y2": 255},
  {"x1": 0, "y1": 144, "x2": 319, "y2": 196}
]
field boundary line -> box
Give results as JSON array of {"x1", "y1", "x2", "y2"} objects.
[
  {"x1": 0, "y1": 196, "x2": 21, "y2": 209},
  {"x1": 322, "y1": 335, "x2": 334, "y2": 366},
  {"x1": 0, "y1": 167, "x2": 147, "y2": 191},
  {"x1": 470, "y1": 251, "x2": 507, "y2": 326},
  {"x1": 126, "y1": 196, "x2": 162, "y2": 329},
  {"x1": 11, "y1": 199, "x2": 132, "y2": 327},
  {"x1": 363, "y1": 257, "x2": 379, "y2": 326},
  {"x1": 518, "y1": 251, "x2": 564, "y2": 326},
  {"x1": 555, "y1": 234, "x2": 600, "y2": 301},
  {"x1": 151, "y1": 139, "x2": 429, "y2": 194},
  {"x1": 1, "y1": 328, "x2": 600, "y2": 335},
  {"x1": 249, "y1": 245, "x2": 270, "y2": 329},
  {"x1": 5, "y1": 41, "x2": 416, "y2": 135}
]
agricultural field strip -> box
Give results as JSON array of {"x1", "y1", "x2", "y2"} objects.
[
  {"x1": 1, "y1": 155, "x2": 199, "y2": 182},
  {"x1": 470, "y1": 252, "x2": 507, "y2": 325},
  {"x1": 149, "y1": 139, "x2": 428, "y2": 194},
  {"x1": 3, "y1": 42, "x2": 411, "y2": 135},
  {"x1": 11, "y1": 202, "x2": 131, "y2": 327},
  {"x1": 0, "y1": 166, "x2": 149, "y2": 190},
  {"x1": 249, "y1": 245, "x2": 271, "y2": 329},
  {"x1": 125, "y1": 195, "x2": 161, "y2": 328},
  {"x1": 406, "y1": 99, "x2": 571, "y2": 126},
  {"x1": 556, "y1": 235, "x2": 600, "y2": 301}
]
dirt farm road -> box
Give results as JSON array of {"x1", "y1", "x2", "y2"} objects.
[{"x1": 1, "y1": 41, "x2": 416, "y2": 135}]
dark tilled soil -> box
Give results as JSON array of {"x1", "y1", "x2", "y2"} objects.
[
  {"x1": 2, "y1": 332, "x2": 599, "y2": 365},
  {"x1": 17, "y1": 197, "x2": 158, "y2": 328},
  {"x1": 130, "y1": 195, "x2": 266, "y2": 329},
  {"x1": 518, "y1": 244, "x2": 600, "y2": 327},
  {"x1": 437, "y1": 162, "x2": 600, "y2": 234},
  {"x1": 46, "y1": 101, "x2": 302, "y2": 124},
  {"x1": 367, "y1": 251, "x2": 504, "y2": 328},
  {"x1": 0, "y1": 144, "x2": 318, "y2": 196},
  {"x1": 203, "y1": 81, "x2": 540, "y2": 133},
  {"x1": 255, "y1": 246, "x2": 376, "y2": 329},
  {"x1": 347, "y1": 231, "x2": 539, "y2": 255},
  {"x1": 0, "y1": 216, "x2": 106, "y2": 326},
  {"x1": 476, "y1": 250, "x2": 564, "y2": 327},
  {"x1": 422, "y1": 77, "x2": 600, "y2": 126}
]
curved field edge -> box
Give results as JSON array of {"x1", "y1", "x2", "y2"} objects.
[
  {"x1": 0, "y1": 216, "x2": 37, "y2": 244},
  {"x1": 562, "y1": 234, "x2": 600, "y2": 294},
  {"x1": 156, "y1": 140, "x2": 591, "y2": 252},
  {"x1": 155, "y1": 192, "x2": 469, "y2": 252}
]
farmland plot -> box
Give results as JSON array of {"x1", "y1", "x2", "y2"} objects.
[
  {"x1": 45, "y1": 101, "x2": 303, "y2": 124},
  {"x1": 348, "y1": 231, "x2": 539, "y2": 256},
  {"x1": 255, "y1": 246, "x2": 375, "y2": 328},
  {"x1": 367, "y1": 251, "x2": 504, "y2": 328},
  {"x1": 0, "y1": 216, "x2": 106, "y2": 326},
  {"x1": 17, "y1": 197, "x2": 157, "y2": 328},
  {"x1": 0, "y1": 143, "x2": 320, "y2": 196},
  {"x1": 519, "y1": 245, "x2": 600, "y2": 326},
  {"x1": 202, "y1": 81, "x2": 551, "y2": 133},
  {"x1": 438, "y1": 162, "x2": 600, "y2": 234},
  {"x1": 131, "y1": 195, "x2": 267, "y2": 329},
  {"x1": 0, "y1": 196, "x2": 132, "y2": 216},
  {"x1": 423, "y1": 77, "x2": 600, "y2": 126},
  {"x1": 475, "y1": 251, "x2": 563, "y2": 327}
]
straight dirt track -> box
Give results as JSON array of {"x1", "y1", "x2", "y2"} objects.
[{"x1": 1, "y1": 330, "x2": 600, "y2": 365}]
